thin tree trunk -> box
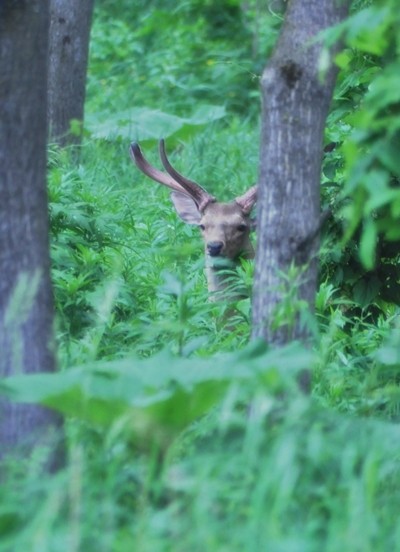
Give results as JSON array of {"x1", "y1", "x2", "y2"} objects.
[
  {"x1": 0, "y1": 1, "x2": 63, "y2": 467},
  {"x1": 252, "y1": 0, "x2": 349, "y2": 345},
  {"x1": 48, "y1": 0, "x2": 94, "y2": 147}
]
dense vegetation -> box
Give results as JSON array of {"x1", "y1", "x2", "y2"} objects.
[{"x1": 2, "y1": 1, "x2": 400, "y2": 550}]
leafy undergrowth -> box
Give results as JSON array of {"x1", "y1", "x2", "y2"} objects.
[
  {"x1": 2, "y1": 386, "x2": 400, "y2": 552},
  {"x1": 2, "y1": 1, "x2": 400, "y2": 550},
  {"x1": 49, "y1": 122, "x2": 258, "y2": 366},
  {"x1": 1, "y1": 124, "x2": 400, "y2": 552},
  {"x1": 3, "y1": 338, "x2": 400, "y2": 551}
]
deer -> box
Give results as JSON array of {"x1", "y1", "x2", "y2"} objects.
[{"x1": 130, "y1": 140, "x2": 257, "y2": 300}]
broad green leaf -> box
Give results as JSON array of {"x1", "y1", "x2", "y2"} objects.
[
  {"x1": 345, "y1": 6, "x2": 390, "y2": 55},
  {"x1": 366, "y1": 64, "x2": 400, "y2": 112},
  {"x1": 86, "y1": 105, "x2": 226, "y2": 142},
  {"x1": 359, "y1": 218, "x2": 377, "y2": 270},
  {"x1": 0, "y1": 343, "x2": 314, "y2": 449},
  {"x1": 384, "y1": 225, "x2": 400, "y2": 241},
  {"x1": 353, "y1": 275, "x2": 381, "y2": 307},
  {"x1": 334, "y1": 49, "x2": 351, "y2": 70},
  {"x1": 375, "y1": 137, "x2": 400, "y2": 177},
  {"x1": 361, "y1": 168, "x2": 388, "y2": 196},
  {"x1": 365, "y1": 189, "x2": 397, "y2": 213}
]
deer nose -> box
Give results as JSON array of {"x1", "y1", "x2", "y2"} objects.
[{"x1": 207, "y1": 241, "x2": 224, "y2": 257}]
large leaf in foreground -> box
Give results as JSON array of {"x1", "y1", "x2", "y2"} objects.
[{"x1": 0, "y1": 342, "x2": 313, "y2": 447}]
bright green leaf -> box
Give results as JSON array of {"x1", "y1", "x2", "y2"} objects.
[{"x1": 359, "y1": 218, "x2": 377, "y2": 270}]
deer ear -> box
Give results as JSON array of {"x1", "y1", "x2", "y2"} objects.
[
  {"x1": 235, "y1": 185, "x2": 257, "y2": 215},
  {"x1": 170, "y1": 191, "x2": 202, "y2": 224}
]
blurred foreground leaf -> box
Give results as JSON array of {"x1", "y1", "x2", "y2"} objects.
[{"x1": 1, "y1": 342, "x2": 313, "y2": 448}]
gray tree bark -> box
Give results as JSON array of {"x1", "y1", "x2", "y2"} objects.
[
  {"x1": 252, "y1": 0, "x2": 349, "y2": 345},
  {"x1": 48, "y1": 0, "x2": 94, "y2": 147},
  {"x1": 0, "y1": 1, "x2": 63, "y2": 467}
]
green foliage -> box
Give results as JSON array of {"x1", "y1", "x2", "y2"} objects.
[
  {"x1": 3, "y1": 1, "x2": 400, "y2": 550},
  {"x1": 321, "y1": 0, "x2": 400, "y2": 313},
  {"x1": 47, "y1": 126, "x2": 259, "y2": 367},
  {"x1": 2, "y1": 365, "x2": 400, "y2": 551},
  {"x1": 86, "y1": 0, "x2": 279, "y2": 120},
  {"x1": 2, "y1": 342, "x2": 310, "y2": 449},
  {"x1": 87, "y1": 104, "x2": 227, "y2": 142}
]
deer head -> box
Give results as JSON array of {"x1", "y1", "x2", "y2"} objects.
[{"x1": 130, "y1": 140, "x2": 257, "y2": 297}]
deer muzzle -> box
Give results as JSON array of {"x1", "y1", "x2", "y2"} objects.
[{"x1": 207, "y1": 241, "x2": 224, "y2": 257}]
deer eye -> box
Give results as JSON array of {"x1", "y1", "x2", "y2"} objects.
[
  {"x1": 199, "y1": 224, "x2": 205, "y2": 231},
  {"x1": 237, "y1": 224, "x2": 247, "y2": 232}
]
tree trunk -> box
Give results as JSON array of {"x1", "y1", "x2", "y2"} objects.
[
  {"x1": 252, "y1": 0, "x2": 349, "y2": 345},
  {"x1": 48, "y1": 0, "x2": 94, "y2": 147},
  {"x1": 0, "y1": 1, "x2": 63, "y2": 467}
]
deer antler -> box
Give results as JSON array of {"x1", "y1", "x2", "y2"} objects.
[
  {"x1": 159, "y1": 140, "x2": 215, "y2": 211},
  {"x1": 235, "y1": 185, "x2": 257, "y2": 214},
  {"x1": 130, "y1": 141, "x2": 216, "y2": 212},
  {"x1": 130, "y1": 143, "x2": 187, "y2": 193}
]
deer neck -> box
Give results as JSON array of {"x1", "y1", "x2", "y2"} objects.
[{"x1": 205, "y1": 239, "x2": 254, "y2": 300}]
